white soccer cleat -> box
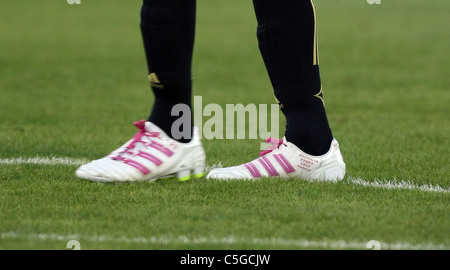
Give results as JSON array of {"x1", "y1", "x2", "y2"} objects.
[
  {"x1": 76, "y1": 120, "x2": 206, "y2": 182},
  {"x1": 206, "y1": 137, "x2": 345, "y2": 182}
]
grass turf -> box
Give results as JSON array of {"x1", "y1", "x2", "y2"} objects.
[{"x1": 0, "y1": 0, "x2": 448, "y2": 250}]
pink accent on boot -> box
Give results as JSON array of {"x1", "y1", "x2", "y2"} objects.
[
  {"x1": 259, "y1": 137, "x2": 284, "y2": 156},
  {"x1": 244, "y1": 162, "x2": 262, "y2": 178}
]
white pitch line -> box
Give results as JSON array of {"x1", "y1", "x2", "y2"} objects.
[
  {"x1": 1, "y1": 157, "x2": 448, "y2": 193},
  {"x1": 0, "y1": 156, "x2": 87, "y2": 166},
  {"x1": 207, "y1": 164, "x2": 449, "y2": 193},
  {"x1": 347, "y1": 178, "x2": 450, "y2": 193},
  {"x1": 0, "y1": 231, "x2": 447, "y2": 250}
]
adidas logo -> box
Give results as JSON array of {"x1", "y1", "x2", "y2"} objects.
[{"x1": 148, "y1": 73, "x2": 164, "y2": 89}]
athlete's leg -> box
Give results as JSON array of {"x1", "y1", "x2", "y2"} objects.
[
  {"x1": 253, "y1": 0, "x2": 332, "y2": 156},
  {"x1": 140, "y1": 0, "x2": 196, "y2": 143},
  {"x1": 207, "y1": 0, "x2": 345, "y2": 181},
  {"x1": 75, "y1": 0, "x2": 206, "y2": 183}
]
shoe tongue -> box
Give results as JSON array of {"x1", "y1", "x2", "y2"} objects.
[{"x1": 144, "y1": 121, "x2": 170, "y2": 138}]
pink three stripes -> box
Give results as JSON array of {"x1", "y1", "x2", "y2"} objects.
[
  {"x1": 120, "y1": 142, "x2": 174, "y2": 175},
  {"x1": 244, "y1": 154, "x2": 295, "y2": 178}
]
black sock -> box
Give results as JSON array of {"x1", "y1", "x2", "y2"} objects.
[
  {"x1": 140, "y1": 0, "x2": 196, "y2": 143},
  {"x1": 148, "y1": 80, "x2": 193, "y2": 143},
  {"x1": 253, "y1": 0, "x2": 333, "y2": 155},
  {"x1": 282, "y1": 100, "x2": 333, "y2": 156}
]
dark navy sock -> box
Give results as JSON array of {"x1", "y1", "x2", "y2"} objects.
[
  {"x1": 140, "y1": 0, "x2": 196, "y2": 143},
  {"x1": 253, "y1": 0, "x2": 333, "y2": 155}
]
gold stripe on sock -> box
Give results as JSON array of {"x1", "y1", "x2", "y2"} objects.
[
  {"x1": 314, "y1": 86, "x2": 325, "y2": 107},
  {"x1": 310, "y1": 0, "x2": 319, "y2": 65}
]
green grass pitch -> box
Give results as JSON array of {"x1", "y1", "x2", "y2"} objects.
[{"x1": 0, "y1": 0, "x2": 448, "y2": 250}]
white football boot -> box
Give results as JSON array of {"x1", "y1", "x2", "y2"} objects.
[
  {"x1": 76, "y1": 120, "x2": 206, "y2": 182},
  {"x1": 207, "y1": 137, "x2": 345, "y2": 182}
]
